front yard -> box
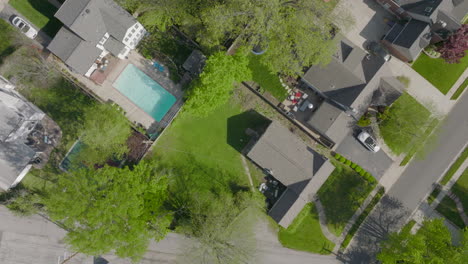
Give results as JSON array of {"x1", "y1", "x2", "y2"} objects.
[
  {"x1": 412, "y1": 53, "x2": 468, "y2": 94},
  {"x1": 317, "y1": 163, "x2": 376, "y2": 236},
  {"x1": 436, "y1": 168, "x2": 468, "y2": 229},
  {"x1": 278, "y1": 203, "x2": 335, "y2": 254},
  {"x1": 379, "y1": 93, "x2": 433, "y2": 155},
  {"x1": 10, "y1": 0, "x2": 62, "y2": 37}
]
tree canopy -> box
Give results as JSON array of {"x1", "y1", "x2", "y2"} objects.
[
  {"x1": 184, "y1": 50, "x2": 251, "y2": 116},
  {"x1": 120, "y1": 0, "x2": 351, "y2": 75},
  {"x1": 42, "y1": 162, "x2": 172, "y2": 261},
  {"x1": 438, "y1": 24, "x2": 468, "y2": 64},
  {"x1": 78, "y1": 103, "x2": 132, "y2": 165},
  {"x1": 378, "y1": 219, "x2": 468, "y2": 264}
]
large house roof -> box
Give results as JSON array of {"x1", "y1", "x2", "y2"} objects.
[
  {"x1": 400, "y1": 0, "x2": 443, "y2": 17},
  {"x1": 55, "y1": 0, "x2": 135, "y2": 43},
  {"x1": 247, "y1": 121, "x2": 327, "y2": 194}
]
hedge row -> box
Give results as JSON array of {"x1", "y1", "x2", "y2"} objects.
[{"x1": 334, "y1": 153, "x2": 375, "y2": 184}]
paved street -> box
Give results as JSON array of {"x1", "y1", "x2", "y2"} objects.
[
  {"x1": 336, "y1": 133, "x2": 393, "y2": 180},
  {"x1": 342, "y1": 90, "x2": 468, "y2": 263}
]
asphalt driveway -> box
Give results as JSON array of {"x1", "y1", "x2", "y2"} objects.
[{"x1": 336, "y1": 133, "x2": 393, "y2": 180}]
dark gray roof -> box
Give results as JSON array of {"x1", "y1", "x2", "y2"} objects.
[
  {"x1": 55, "y1": 0, "x2": 136, "y2": 43},
  {"x1": 401, "y1": 0, "x2": 443, "y2": 17},
  {"x1": 183, "y1": 50, "x2": 206, "y2": 76},
  {"x1": 371, "y1": 77, "x2": 404, "y2": 107},
  {"x1": 303, "y1": 36, "x2": 385, "y2": 108},
  {"x1": 306, "y1": 101, "x2": 344, "y2": 137},
  {"x1": 47, "y1": 27, "x2": 82, "y2": 62},
  {"x1": 104, "y1": 36, "x2": 125, "y2": 56},
  {"x1": 392, "y1": 19, "x2": 431, "y2": 49},
  {"x1": 247, "y1": 121, "x2": 327, "y2": 194}
]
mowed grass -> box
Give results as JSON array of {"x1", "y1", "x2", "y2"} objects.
[
  {"x1": 248, "y1": 55, "x2": 288, "y2": 101},
  {"x1": 440, "y1": 146, "x2": 468, "y2": 185},
  {"x1": 318, "y1": 164, "x2": 376, "y2": 236},
  {"x1": 380, "y1": 93, "x2": 432, "y2": 155},
  {"x1": 412, "y1": 53, "x2": 468, "y2": 94},
  {"x1": 450, "y1": 78, "x2": 468, "y2": 100},
  {"x1": 437, "y1": 168, "x2": 468, "y2": 229},
  {"x1": 10, "y1": 0, "x2": 62, "y2": 37},
  {"x1": 152, "y1": 102, "x2": 270, "y2": 187},
  {"x1": 278, "y1": 203, "x2": 335, "y2": 254}
]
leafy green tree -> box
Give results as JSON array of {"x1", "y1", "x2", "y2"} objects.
[
  {"x1": 123, "y1": 0, "x2": 351, "y2": 75},
  {"x1": 42, "y1": 162, "x2": 172, "y2": 261},
  {"x1": 78, "y1": 103, "x2": 132, "y2": 165},
  {"x1": 184, "y1": 51, "x2": 251, "y2": 116},
  {"x1": 5, "y1": 189, "x2": 41, "y2": 216},
  {"x1": 378, "y1": 219, "x2": 468, "y2": 264}
]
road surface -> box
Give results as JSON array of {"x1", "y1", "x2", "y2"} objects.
[{"x1": 341, "y1": 89, "x2": 468, "y2": 263}]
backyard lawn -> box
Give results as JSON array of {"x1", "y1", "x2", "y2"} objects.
[
  {"x1": 317, "y1": 164, "x2": 376, "y2": 236},
  {"x1": 380, "y1": 93, "x2": 432, "y2": 155},
  {"x1": 248, "y1": 54, "x2": 288, "y2": 101},
  {"x1": 278, "y1": 203, "x2": 335, "y2": 254},
  {"x1": 436, "y1": 168, "x2": 468, "y2": 229},
  {"x1": 412, "y1": 53, "x2": 468, "y2": 94},
  {"x1": 10, "y1": 0, "x2": 62, "y2": 37},
  {"x1": 151, "y1": 101, "x2": 270, "y2": 191}
]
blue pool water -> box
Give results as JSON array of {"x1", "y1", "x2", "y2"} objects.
[{"x1": 113, "y1": 64, "x2": 176, "y2": 122}]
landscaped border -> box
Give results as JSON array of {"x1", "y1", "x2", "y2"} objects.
[
  {"x1": 450, "y1": 78, "x2": 468, "y2": 100},
  {"x1": 440, "y1": 146, "x2": 468, "y2": 185}
]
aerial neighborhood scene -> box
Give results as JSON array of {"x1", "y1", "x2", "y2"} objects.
[{"x1": 1, "y1": 0, "x2": 468, "y2": 263}]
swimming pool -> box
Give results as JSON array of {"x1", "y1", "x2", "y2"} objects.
[{"x1": 113, "y1": 64, "x2": 176, "y2": 122}]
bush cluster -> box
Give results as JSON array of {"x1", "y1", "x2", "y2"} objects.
[{"x1": 333, "y1": 153, "x2": 375, "y2": 183}]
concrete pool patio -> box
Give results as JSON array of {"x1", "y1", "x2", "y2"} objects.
[{"x1": 52, "y1": 50, "x2": 184, "y2": 134}]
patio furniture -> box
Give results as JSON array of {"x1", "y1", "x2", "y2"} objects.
[
  {"x1": 302, "y1": 93, "x2": 309, "y2": 99},
  {"x1": 292, "y1": 105, "x2": 298, "y2": 112}
]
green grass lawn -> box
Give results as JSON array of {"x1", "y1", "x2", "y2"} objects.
[
  {"x1": 10, "y1": 0, "x2": 62, "y2": 37},
  {"x1": 0, "y1": 19, "x2": 15, "y2": 61},
  {"x1": 427, "y1": 188, "x2": 441, "y2": 205},
  {"x1": 380, "y1": 93, "x2": 432, "y2": 155},
  {"x1": 278, "y1": 203, "x2": 335, "y2": 254},
  {"x1": 248, "y1": 55, "x2": 288, "y2": 101},
  {"x1": 412, "y1": 53, "x2": 468, "y2": 94},
  {"x1": 317, "y1": 164, "x2": 376, "y2": 236},
  {"x1": 436, "y1": 168, "x2": 468, "y2": 229},
  {"x1": 151, "y1": 102, "x2": 270, "y2": 190},
  {"x1": 400, "y1": 118, "x2": 440, "y2": 166},
  {"x1": 440, "y1": 146, "x2": 468, "y2": 185}
]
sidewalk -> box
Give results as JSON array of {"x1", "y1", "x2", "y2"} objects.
[{"x1": 387, "y1": 59, "x2": 455, "y2": 116}]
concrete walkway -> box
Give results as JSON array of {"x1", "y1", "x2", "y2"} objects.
[
  {"x1": 387, "y1": 59, "x2": 455, "y2": 116},
  {"x1": 314, "y1": 199, "x2": 339, "y2": 245}
]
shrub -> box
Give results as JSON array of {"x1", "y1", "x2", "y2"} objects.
[
  {"x1": 357, "y1": 113, "x2": 371, "y2": 127},
  {"x1": 339, "y1": 156, "x2": 346, "y2": 163},
  {"x1": 335, "y1": 153, "x2": 341, "y2": 159},
  {"x1": 350, "y1": 163, "x2": 357, "y2": 169},
  {"x1": 355, "y1": 167, "x2": 362, "y2": 173},
  {"x1": 345, "y1": 160, "x2": 352, "y2": 166},
  {"x1": 359, "y1": 170, "x2": 366, "y2": 177}
]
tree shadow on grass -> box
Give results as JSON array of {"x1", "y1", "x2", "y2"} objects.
[
  {"x1": 226, "y1": 110, "x2": 271, "y2": 153},
  {"x1": 24, "y1": 0, "x2": 63, "y2": 37}
]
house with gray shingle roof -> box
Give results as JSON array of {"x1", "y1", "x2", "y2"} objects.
[
  {"x1": 47, "y1": 0, "x2": 147, "y2": 76},
  {"x1": 246, "y1": 121, "x2": 335, "y2": 228},
  {"x1": 298, "y1": 36, "x2": 399, "y2": 146},
  {"x1": 377, "y1": 0, "x2": 468, "y2": 62}
]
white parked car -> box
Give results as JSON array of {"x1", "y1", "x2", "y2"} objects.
[
  {"x1": 11, "y1": 16, "x2": 38, "y2": 39},
  {"x1": 358, "y1": 131, "x2": 381, "y2": 153}
]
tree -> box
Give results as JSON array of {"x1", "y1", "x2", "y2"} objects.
[
  {"x1": 179, "y1": 192, "x2": 260, "y2": 264},
  {"x1": 123, "y1": 0, "x2": 352, "y2": 75},
  {"x1": 78, "y1": 103, "x2": 132, "y2": 165},
  {"x1": 184, "y1": 50, "x2": 251, "y2": 116},
  {"x1": 378, "y1": 219, "x2": 468, "y2": 264},
  {"x1": 437, "y1": 24, "x2": 468, "y2": 64},
  {"x1": 42, "y1": 162, "x2": 172, "y2": 261}
]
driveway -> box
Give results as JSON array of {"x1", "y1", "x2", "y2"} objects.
[
  {"x1": 0, "y1": 4, "x2": 52, "y2": 47},
  {"x1": 337, "y1": 0, "x2": 394, "y2": 48},
  {"x1": 336, "y1": 133, "x2": 393, "y2": 180}
]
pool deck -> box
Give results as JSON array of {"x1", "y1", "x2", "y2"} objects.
[{"x1": 53, "y1": 51, "x2": 184, "y2": 133}]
